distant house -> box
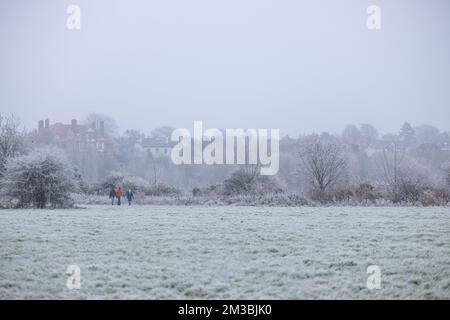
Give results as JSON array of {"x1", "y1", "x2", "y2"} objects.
[
  {"x1": 440, "y1": 142, "x2": 450, "y2": 152},
  {"x1": 33, "y1": 118, "x2": 112, "y2": 154},
  {"x1": 141, "y1": 137, "x2": 174, "y2": 157}
]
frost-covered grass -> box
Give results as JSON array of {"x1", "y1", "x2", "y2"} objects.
[
  {"x1": 1, "y1": 206, "x2": 449, "y2": 299},
  {"x1": 69, "y1": 193, "x2": 449, "y2": 207}
]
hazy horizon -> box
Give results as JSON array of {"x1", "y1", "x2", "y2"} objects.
[{"x1": 1, "y1": 0, "x2": 450, "y2": 136}]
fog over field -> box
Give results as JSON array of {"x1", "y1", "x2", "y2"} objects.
[
  {"x1": 1, "y1": 0, "x2": 450, "y2": 135},
  {"x1": 1, "y1": 1, "x2": 450, "y2": 201},
  {"x1": 1, "y1": 0, "x2": 450, "y2": 302}
]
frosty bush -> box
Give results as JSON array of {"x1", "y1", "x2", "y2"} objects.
[
  {"x1": 306, "y1": 189, "x2": 334, "y2": 203},
  {"x1": 223, "y1": 169, "x2": 281, "y2": 196},
  {"x1": 145, "y1": 183, "x2": 181, "y2": 197},
  {"x1": 388, "y1": 173, "x2": 429, "y2": 203},
  {"x1": 332, "y1": 187, "x2": 354, "y2": 202},
  {"x1": 192, "y1": 184, "x2": 225, "y2": 197},
  {"x1": 445, "y1": 165, "x2": 450, "y2": 190},
  {"x1": 0, "y1": 148, "x2": 77, "y2": 208},
  {"x1": 100, "y1": 173, "x2": 125, "y2": 190},
  {"x1": 99, "y1": 174, "x2": 152, "y2": 194},
  {"x1": 123, "y1": 176, "x2": 151, "y2": 193},
  {"x1": 223, "y1": 170, "x2": 258, "y2": 195},
  {"x1": 419, "y1": 188, "x2": 450, "y2": 206},
  {"x1": 354, "y1": 183, "x2": 380, "y2": 201}
]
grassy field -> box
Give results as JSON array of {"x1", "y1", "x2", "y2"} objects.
[{"x1": 1, "y1": 205, "x2": 449, "y2": 299}]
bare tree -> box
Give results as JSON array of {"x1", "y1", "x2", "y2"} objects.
[
  {"x1": 376, "y1": 139, "x2": 429, "y2": 202},
  {"x1": 299, "y1": 135, "x2": 347, "y2": 191},
  {"x1": 342, "y1": 124, "x2": 362, "y2": 146},
  {"x1": 0, "y1": 114, "x2": 24, "y2": 174},
  {"x1": 149, "y1": 156, "x2": 163, "y2": 185},
  {"x1": 447, "y1": 169, "x2": 450, "y2": 189},
  {"x1": 378, "y1": 139, "x2": 404, "y2": 198},
  {"x1": 360, "y1": 123, "x2": 379, "y2": 148}
]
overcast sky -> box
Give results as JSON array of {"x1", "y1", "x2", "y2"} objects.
[{"x1": 1, "y1": 0, "x2": 449, "y2": 136}]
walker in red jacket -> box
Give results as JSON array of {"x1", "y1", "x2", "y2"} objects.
[{"x1": 115, "y1": 188, "x2": 124, "y2": 206}]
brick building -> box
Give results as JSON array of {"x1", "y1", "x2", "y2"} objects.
[{"x1": 34, "y1": 118, "x2": 112, "y2": 153}]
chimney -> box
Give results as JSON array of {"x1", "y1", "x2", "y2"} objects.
[
  {"x1": 100, "y1": 121, "x2": 105, "y2": 135},
  {"x1": 45, "y1": 118, "x2": 50, "y2": 129},
  {"x1": 38, "y1": 120, "x2": 44, "y2": 133},
  {"x1": 71, "y1": 119, "x2": 78, "y2": 133}
]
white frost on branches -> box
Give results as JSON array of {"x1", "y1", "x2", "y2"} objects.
[{"x1": 0, "y1": 147, "x2": 78, "y2": 208}]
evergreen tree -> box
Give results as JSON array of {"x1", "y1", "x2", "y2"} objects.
[{"x1": 399, "y1": 122, "x2": 416, "y2": 147}]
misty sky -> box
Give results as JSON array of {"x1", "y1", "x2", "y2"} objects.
[{"x1": 0, "y1": 0, "x2": 449, "y2": 137}]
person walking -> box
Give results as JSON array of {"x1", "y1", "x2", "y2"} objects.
[
  {"x1": 109, "y1": 187, "x2": 116, "y2": 205},
  {"x1": 115, "y1": 187, "x2": 124, "y2": 206},
  {"x1": 126, "y1": 189, "x2": 135, "y2": 206}
]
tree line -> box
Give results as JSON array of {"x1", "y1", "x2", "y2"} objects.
[{"x1": 0, "y1": 113, "x2": 449, "y2": 208}]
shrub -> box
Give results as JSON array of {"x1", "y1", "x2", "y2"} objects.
[
  {"x1": 306, "y1": 184, "x2": 381, "y2": 204},
  {"x1": 306, "y1": 189, "x2": 333, "y2": 203},
  {"x1": 192, "y1": 187, "x2": 201, "y2": 197},
  {"x1": 0, "y1": 148, "x2": 77, "y2": 208},
  {"x1": 332, "y1": 187, "x2": 354, "y2": 202},
  {"x1": 419, "y1": 188, "x2": 450, "y2": 206},
  {"x1": 223, "y1": 170, "x2": 280, "y2": 196},
  {"x1": 223, "y1": 170, "x2": 257, "y2": 195},
  {"x1": 394, "y1": 177, "x2": 428, "y2": 203},
  {"x1": 355, "y1": 183, "x2": 379, "y2": 201},
  {"x1": 123, "y1": 176, "x2": 151, "y2": 193},
  {"x1": 100, "y1": 173, "x2": 125, "y2": 190},
  {"x1": 145, "y1": 183, "x2": 181, "y2": 197},
  {"x1": 99, "y1": 174, "x2": 151, "y2": 194},
  {"x1": 191, "y1": 184, "x2": 226, "y2": 197},
  {"x1": 446, "y1": 170, "x2": 450, "y2": 189}
]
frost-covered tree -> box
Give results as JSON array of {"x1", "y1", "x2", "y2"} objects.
[
  {"x1": 375, "y1": 139, "x2": 433, "y2": 202},
  {"x1": 342, "y1": 124, "x2": 362, "y2": 147},
  {"x1": 148, "y1": 155, "x2": 165, "y2": 185},
  {"x1": 447, "y1": 171, "x2": 450, "y2": 189},
  {"x1": 150, "y1": 126, "x2": 176, "y2": 140},
  {"x1": 375, "y1": 139, "x2": 404, "y2": 201},
  {"x1": 360, "y1": 123, "x2": 379, "y2": 148},
  {"x1": 0, "y1": 114, "x2": 25, "y2": 175},
  {"x1": 444, "y1": 163, "x2": 450, "y2": 189},
  {"x1": 299, "y1": 135, "x2": 347, "y2": 191},
  {"x1": 399, "y1": 122, "x2": 416, "y2": 147},
  {"x1": 0, "y1": 148, "x2": 77, "y2": 208},
  {"x1": 414, "y1": 125, "x2": 440, "y2": 145}
]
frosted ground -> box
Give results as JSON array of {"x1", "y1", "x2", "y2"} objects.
[{"x1": 1, "y1": 205, "x2": 449, "y2": 299}]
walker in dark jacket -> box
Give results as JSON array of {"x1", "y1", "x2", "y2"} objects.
[
  {"x1": 126, "y1": 190, "x2": 135, "y2": 205},
  {"x1": 109, "y1": 188, "x2": 116, "y2": 205}
]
